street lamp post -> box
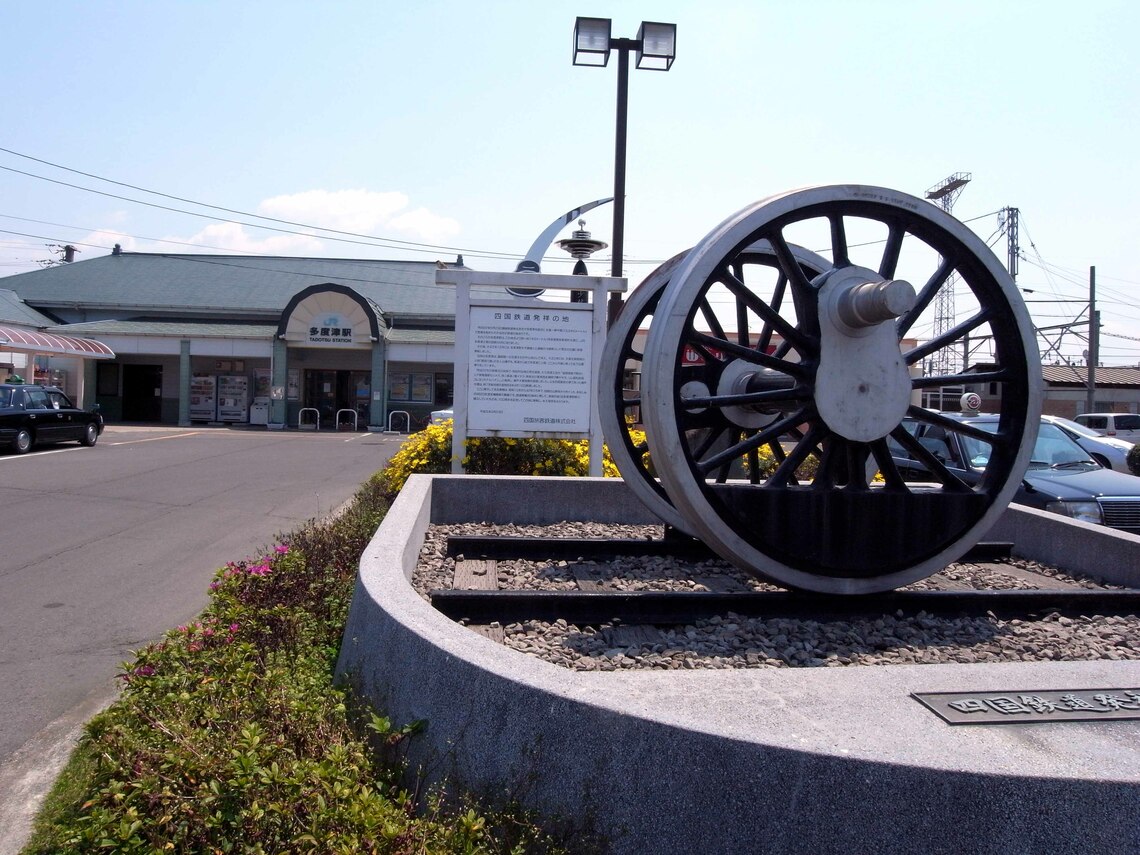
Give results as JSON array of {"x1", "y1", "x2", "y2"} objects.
[{"x1": 573, "y1": 17, "x2": 676, "y2": 323}]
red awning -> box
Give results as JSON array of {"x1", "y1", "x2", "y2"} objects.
[{"x1": 0, "y1": 324, "x2": 115, "y2": 359}]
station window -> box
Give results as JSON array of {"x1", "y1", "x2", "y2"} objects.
[{"x1": 388, "y1": 372, "x2": 434, "y2": 403}]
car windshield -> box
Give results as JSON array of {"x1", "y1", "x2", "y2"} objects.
[
  {"x1": 1047, "y1": 416, "x2": 1102, "y2": 439},
  {"x1": 959, "y1": 421, "x2": 1098, "y2": 470}
]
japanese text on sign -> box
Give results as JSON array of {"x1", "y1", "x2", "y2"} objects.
[
  {"x1": 467, "y1": 306, "x2": 591, "y2": 432},
  {"x1": 913, "y1": 688, "x2": 1140, "y2": 725}
]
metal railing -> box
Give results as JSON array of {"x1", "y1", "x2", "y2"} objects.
[
  {"x1": 335, "y1": 408, "x2": 358, "y2": 431},
  {"x1": 298, "y1": 407, "x2": 320, "y2": 430}
]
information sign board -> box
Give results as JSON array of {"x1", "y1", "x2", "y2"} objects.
[
  {"x1": 468, "y1": 306, "x2": 591, "y2": 432},
  {"x1": 436, "y1": 268, "x2": 626, "y2": 477}
]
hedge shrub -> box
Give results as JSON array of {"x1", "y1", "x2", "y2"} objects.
[
  {"x1": 377, "y1": 419, "x2": 640, "y2": 497},
  {"x1": 25, "y1": 478, "x2": 563, "y2": 854}
]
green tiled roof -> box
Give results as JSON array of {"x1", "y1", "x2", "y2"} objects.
[
  {"x1": 0, "y1": 253, "x2": 464, "y2": 319},
  {"x1": 47, "y1": 319, "x2": 279, "y2": 339},
  {"x1": 0, "y1": 288, "x2": 57, "y2": 327}
]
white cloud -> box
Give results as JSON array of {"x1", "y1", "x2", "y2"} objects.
[
  {"x1": 178, "y1": 222, "x2": 324, "y2": 256},
  {"x1": 388, "y1": 207, "x2": 461, "y2": 243},
  {"x1": 258, "y1": 189, "x2": 461, "y2": 244},
  {"x1": 159, "y1": 189, "x2": 462, "y2": 257},
  {"x1": 258, "y1": 189, "x2": 409, "y2": 234}
]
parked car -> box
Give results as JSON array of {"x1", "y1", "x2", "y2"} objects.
[
  {"x1": 0, "y1": 384, "x2": 104, "y2": 454},
  {"x1": 1074, "y1": 412, "x2": 1140, "y2": 441},
  {"x1": 430, "y1": 407, "x2": 454, "y2": 425},
  {"x1": 889, "y1": 412, "x2": 1140, "y2": 535},
  {"x1": 1041, "y1": 414, "x2": 1135, "y2": 472}
]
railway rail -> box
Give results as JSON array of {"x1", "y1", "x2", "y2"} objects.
[{"x1": 415, "y1": 522, "x2": 1140, "y2": 671}]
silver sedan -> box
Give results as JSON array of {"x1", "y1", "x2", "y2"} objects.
[{"x1": 1042, "y1": 414, "x2": 1135, "y2": 472}]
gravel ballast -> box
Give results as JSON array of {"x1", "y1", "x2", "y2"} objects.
[{"x1": 414, "y1": 522, "x2": 1140, "y2": 671}]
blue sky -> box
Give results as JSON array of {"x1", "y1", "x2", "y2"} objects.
[{"x1": 2, "y1": 0, "x2": 1137, "y2": 364}]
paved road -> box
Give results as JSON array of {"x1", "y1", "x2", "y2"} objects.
[{"x1": 0, "y1": 425, "x2": 403, "y2": 849}]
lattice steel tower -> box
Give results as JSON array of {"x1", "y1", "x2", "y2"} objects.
[{"x1": 924, "y1": 172, "x2": 972, "y2": 376}]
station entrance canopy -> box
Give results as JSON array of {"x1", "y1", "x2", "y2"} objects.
[{"x1": 0, "y1": 324, "x2": 116, "y2": 359}]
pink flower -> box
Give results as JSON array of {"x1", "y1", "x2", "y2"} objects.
[
  {"x1": 229, "y1": 623, "x2": 239, "y2": 633},
  {"x1": 134, "y1": 665, "x2": 155, "y2": 677},
  {"x1": 248, "y1": 563, "x2": 271, "y2": 576},
  {"x1": 274, "y1": 544, "x2": 289, "y2": 555}
]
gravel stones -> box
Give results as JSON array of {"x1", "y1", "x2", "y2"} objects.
[{"x1": 413, "y1": 522, "x2": 1140, "y2": 672}]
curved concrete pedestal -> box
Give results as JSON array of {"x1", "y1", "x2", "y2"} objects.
[{"x1": 335, "y1": 475, "x2": 1140, "y2": 854}]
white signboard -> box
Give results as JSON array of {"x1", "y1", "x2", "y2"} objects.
[
  {"x1": 436, "y1": 268, "x2": 627, "y2": 477},
  {"x1": 306, "y1": 314, "x2": 355, "y2": 345},
  {"x1": 468, "y1": 306, "x2": 591, "y2": 432}
]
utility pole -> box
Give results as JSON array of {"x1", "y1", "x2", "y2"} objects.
[{"x1": 1086, "y1": 265, "x2": 1098, "y2": 413}]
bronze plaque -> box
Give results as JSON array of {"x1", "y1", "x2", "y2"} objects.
[{"x1": 913, "y1": 688, "x2": 1140, "y2": 725}]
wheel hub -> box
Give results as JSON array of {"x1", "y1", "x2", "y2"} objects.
[{"x1": 816, "y1": 265, "x2": 915, "y2": 442}]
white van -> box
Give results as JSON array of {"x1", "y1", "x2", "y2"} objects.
[{"x1": 1074, "y1": 412, "x2": 1140, "y2": 441}]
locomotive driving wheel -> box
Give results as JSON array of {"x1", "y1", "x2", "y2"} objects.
[
  {"x1": 641, "y1": 185, "x2": 1041, "y2": 593},
  {"x1": 599, "y1": 243, "x2": 830, "y2": 535}
]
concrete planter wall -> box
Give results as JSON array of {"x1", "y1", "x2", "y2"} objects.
[{"x1": 336, "y1": 475, "x2": 1140, "y2": 854}]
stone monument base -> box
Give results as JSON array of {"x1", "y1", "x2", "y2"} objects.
[{"x1": 335, "y1": 475, "x2": 1140, "y2": 855}]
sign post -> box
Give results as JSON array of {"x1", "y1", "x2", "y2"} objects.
[{"x1": 436, "y1": 269, "x2": 626, "y2": 477}]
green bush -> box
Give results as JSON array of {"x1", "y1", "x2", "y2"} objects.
[
  {"x1": 1128, "y1": 443, "x2": 1140, "y2": 476},
  {"x1": 377, "y1": 419, "x2": 640, "y2": 497},
  {"x1": 25, "y1": 481, "x2": 562, "y2": 854}
]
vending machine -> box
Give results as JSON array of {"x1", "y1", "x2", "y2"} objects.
[
  {"x1": 216, "y1": 375, "x2": 249, "y2": 423},
  {"x1": 190, "y1": 374, "x2": 217, "y2": 421}
]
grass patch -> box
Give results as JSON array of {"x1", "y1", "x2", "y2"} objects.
[{"x1": 22, "y1": 468, "x2": 566, "y2": 854}]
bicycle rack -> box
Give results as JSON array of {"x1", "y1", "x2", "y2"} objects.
[
  {"x1": 298, "y1": 407, "x2": 320, "y2": 430},
  {"x1": 335, "y1": 408, "x2": 358, "y2": 431},
  {"x1": 387, "y1": 410, "x2": 411, "y2": 433}
]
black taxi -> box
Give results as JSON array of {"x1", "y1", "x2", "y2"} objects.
[{"x1": 0, "y1": 383, "x2": 104, "y2": 454}]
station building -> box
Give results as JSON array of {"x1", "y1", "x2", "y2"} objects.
[
  {"x1": 4, "y1": 247, "x2": 1139, "y2": 428},
  {"x1": 0, "y1": 248, "x2": 475, "y2": 430}
]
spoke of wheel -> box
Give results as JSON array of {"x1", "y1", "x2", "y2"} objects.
[
  {"x1": 756, "y1": 271, "x2": 789, "y2": 354},
  {"x1": 685, "y1": 330, "x2": 812, "y2": 380},
  {"x1": 898, "y1": 257, "x2": 954, "y2": 338},
  {"x1": 680, "y1": 387, "x2": 808, "y2": 409},
  {"x1": 623, "y1": 341, "x2": 645, "y2": 362},
  {"x1": 890, "y1": 426, "x2": 972, "y2": 491},
  {"x1": 907, "y1": 406, "x2": 1010, "y2": 447},
  {"x1": 768, "y1": 419, "x2": 827, "y2": 488},
  {"x1": 735, "y1": 285, "x2": 750, "y2": 348},
  {"x1": 767, "y1": 231, "x2": 820, "y2": 336},
  {"x1": 879, "y1": 222, "x2": 905, "y2": 279},
  {"x1": 696, "y1": 407, "x2": 810, "y2": 476},
  {"x1": 912, "y1": 367, "x2": 1013, "y2": 389},
  {"x1": 869, "y1": 438, "x2": 909, "y2": 491},
  {"x1": 719, "y1": 268, "x2": 811, "y2": 354},
  {"x1": 829, "y1": 215, "x2": 850, "y2": 268},
  {"x1": 905, "y1": 308, "x2": 995, "y2": 366},
  {"x1": 747, "y1": 443, "x2": 761, "y2": 484},
  {"x1": 690, "y1": 425, "x2": 728, "y2": 461},
  {"x1": 844, "y1": 441, "x2": 870, "y2": 491},
  {"x1": 697, "y1": 296, "x2": 728, "y2": 340}
]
